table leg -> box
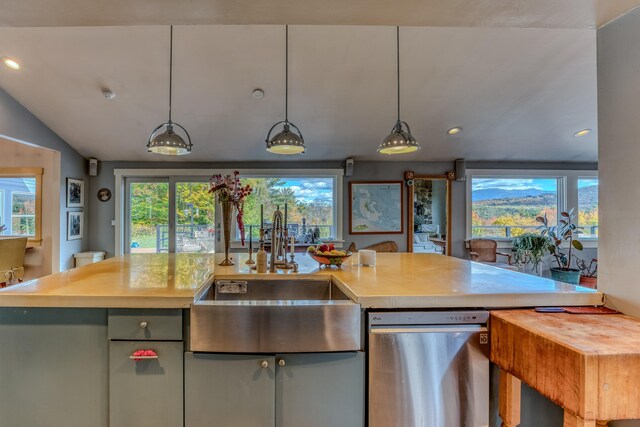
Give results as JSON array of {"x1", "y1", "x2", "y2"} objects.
[
  {"x1": 499, "y1": 369, "x2": 521, "y2": 427},
  {"x1": 563, "y1": 411, "x2": 596, "y2": 427}
]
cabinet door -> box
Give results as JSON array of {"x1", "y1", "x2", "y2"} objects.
[
  {"x1": 276, "y1": 352, "x2": 365, "y2": 427},
  {"x1": 109, "y1": 341, "x2": 183, "y2": 427},
  {"x1": 185, "y1": 352, "x2": 276, "y2": 427}
]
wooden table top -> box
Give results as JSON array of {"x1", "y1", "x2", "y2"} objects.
[{"x1": 491, "y1": 309, "x2": 640, "y2": 421}]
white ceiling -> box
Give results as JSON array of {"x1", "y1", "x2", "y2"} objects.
[
  {"x1": 1, "y1": 0, "x2": 639, "y2": 29},
  {"x1": 0, "y1": 25, "x2": 597, "y2": 162}
]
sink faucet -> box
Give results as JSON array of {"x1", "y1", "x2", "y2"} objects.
[{"x1": 269, "y1": 208, "x2": 295, "y2": 272}]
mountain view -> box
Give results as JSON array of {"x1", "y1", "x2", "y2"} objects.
[{"x1": 471, "y1": 178, "x2": 598, "y2": 238}]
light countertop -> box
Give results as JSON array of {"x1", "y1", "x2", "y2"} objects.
[{"x1": 0, "y1": 252, "x2": 603, "y2": 309}]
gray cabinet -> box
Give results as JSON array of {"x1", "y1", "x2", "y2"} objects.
[
  {"x1": 109, "y1": 341, "x2": 184, "y2": 427},
  {"x1": 185, "y1": 353, "x2": 276, "y2": 427},
  {"x1": 184, "y1": 352, "x2": 365, "y2": 427},
  {"x1": 276, "y1": 352, "x2": 365, "y2": 427}
]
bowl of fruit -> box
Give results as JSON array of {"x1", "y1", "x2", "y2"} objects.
[{"x1": 307, "y1": 244, "x2": 352, "y2": 267}]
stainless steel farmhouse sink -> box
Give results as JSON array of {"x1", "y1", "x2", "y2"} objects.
[{"x1": 190, "y1": 279, "x2": 362, "y2": 353}]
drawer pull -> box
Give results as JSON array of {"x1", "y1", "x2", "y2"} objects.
[
  {"x1": 139, "y1": 321, "x2": 148, "y2": 329},
  {"x1": 261, "y1": 360, "x2": 269, "y2": 368},
  {"x1": 130, "y1": 349, "x2": 158, "y2": 361}
]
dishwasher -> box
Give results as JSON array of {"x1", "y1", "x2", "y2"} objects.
[{"x1": 368, "y1": 310, "x2": 490, "y2": 427}]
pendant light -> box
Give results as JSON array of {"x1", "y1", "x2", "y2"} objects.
[
  {"x1": 147, "y1": 26, "x2": 193, "y2": 156},
  {"x1": 378, "y1": 26, "x2": 421, "y2": 155},
  {"x1": 265, "y1": 26, "x2": 306, "y2": 155}
]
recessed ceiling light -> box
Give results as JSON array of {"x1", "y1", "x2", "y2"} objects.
[
  {"x1": 447, "y1": 127, "x2": 462, "y2": 135},
  {"x1": 574, "y1": 129, "x2": 591, "y2": 137},
  {"x1": 1, "y1": 57, "x2": 20, "y2": 70}
]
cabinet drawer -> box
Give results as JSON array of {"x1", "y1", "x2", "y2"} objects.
[
  {"x1": 108, "y1": 309, "x2": 182, "y2": 340},
  {"x1": 109, "y1": 341, "x2": 183, "y2": 427}
]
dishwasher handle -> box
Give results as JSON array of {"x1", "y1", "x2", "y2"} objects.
[{"x1": 369, "y1": 324, "x2": 487, "y2": 334}]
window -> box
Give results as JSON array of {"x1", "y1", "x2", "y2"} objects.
[
  {"x1": 466, "y1": 170, "x2": 598, "y2": 244},
  {"x1": 125, "y1": 178, "x2": 215, "y2": 254},
  {"x1": 578, "y1": 178, "x2": 598, "y2": 238},
  {"x1": 116, "y1": 169, "x2": 343, "y2": 255},
  {"x1": 239, "y1": 177, "x2": 337, "y2": 240},
  {"x1": 0, "y1": 168, "x2": 42, "y2": 243},
  {"x1": 471, "y1": 177, "x2": 559, "y2": 238}
]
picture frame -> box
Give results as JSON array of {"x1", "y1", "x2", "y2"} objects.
[
  {"x1": 349, "y1": 181, "x2": 404, "y2": 234},
  {"x1": 67, "y1": 211, "x2": 83, "y2": 241},
  {"x1": 66, "y1": 178, "x2": 84, "y2": 208}
]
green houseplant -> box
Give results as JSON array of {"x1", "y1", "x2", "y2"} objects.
[
  {"x1": 511, "y1": 233, "x2": 549, "y2": 276},
  {"x1": 536, "y1": 210, "x2": 583, "y2": 284}
]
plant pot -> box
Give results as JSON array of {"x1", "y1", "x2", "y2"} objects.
[
  {"x1": 579, "y1": 275, "x2": 598, "y2": 289},
  {"x1": 550, "y1": 268, "x2": 581, "y2": 285}
]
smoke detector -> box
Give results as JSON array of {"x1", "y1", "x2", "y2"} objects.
[{"x1": 102, "y1": 89, "x2": 116, "y2": 100}]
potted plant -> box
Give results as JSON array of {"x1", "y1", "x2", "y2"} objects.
[
  {"x1": 576, "y1": 258, "x2": 598, "y2": 289},
  {"x1": 537, "y1": 210, "x2": 583, "y2": 284},
  {"x1": 511, "y1": 233, "x2": 549, "y2": 276}
]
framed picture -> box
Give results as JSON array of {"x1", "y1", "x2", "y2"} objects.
[
  {"x1": 349, "y1": 181, "x2": 404, "y2": 234},
  {"x1": 66, "y1": 178, "x2": 84, "y2": 208},
  {"x1": 67, "y1": 211, "x2": 83, "y2": 240}
]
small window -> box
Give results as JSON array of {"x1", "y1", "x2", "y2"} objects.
[
  {"x1": 239, "y1": 177, "x2": 337, "y2": 240},
  {"x1": 471, "y1": 177, "x2": 559, "y2": 238},
  {"x1": 0, "y1": 168, "x2": 43, "y2": 243},
  {"x1": 578, "y1": 178, "x2": 598, "y2": 238}
]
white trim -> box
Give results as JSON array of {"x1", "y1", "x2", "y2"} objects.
[{"x1": 465, "y1": 168, "x2": 598, "y2": 247}]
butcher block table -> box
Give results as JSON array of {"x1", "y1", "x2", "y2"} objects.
[{"x1": 491, "y1": 309, "x2": 640, "y2": 427}]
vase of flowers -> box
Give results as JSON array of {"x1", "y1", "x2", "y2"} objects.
[{"x1": 209, "y1": 171, "x2": 253, "y2": 266}]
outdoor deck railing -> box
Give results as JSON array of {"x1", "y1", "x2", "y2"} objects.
[{"x1": 472, "y1": 225, "x2": 599, "y2": 238}]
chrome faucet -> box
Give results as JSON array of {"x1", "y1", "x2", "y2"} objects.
[{"x1": 269, "y1": 208, "x2": 295, "y2": 272}]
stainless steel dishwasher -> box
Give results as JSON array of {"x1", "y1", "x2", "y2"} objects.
[{"x1": 368, "y1": 311, "x2": 490, "y2": 427}]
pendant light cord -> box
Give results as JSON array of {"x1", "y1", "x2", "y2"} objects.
[
  {"x1": 396, "y1": 26, "x2": 400, "y2": 124},
  {"x1": 285, "y1": 25, "x2": 289, "y2": 122},
  {"x1": 169, "y1": 25, "x2": 173, "y2": 123}
]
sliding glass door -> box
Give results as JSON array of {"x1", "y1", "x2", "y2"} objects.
[{"x1": 125, "y1": 177, "x2": 216, "y2": 254}]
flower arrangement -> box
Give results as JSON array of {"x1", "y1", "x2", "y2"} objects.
[{"x1": 209, "y1": 171, "x2": 253, "y2": 245}]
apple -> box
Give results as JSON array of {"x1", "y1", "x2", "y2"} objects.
[
  {"x1": 318, "y1": 244, "x2": 329, "y2": 252},
  {"x1": 327, "y1": 243, "x2": 335, "y2": 251}
]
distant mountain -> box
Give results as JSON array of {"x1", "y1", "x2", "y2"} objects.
[
  {"x1": 473, "y1": 188, "x2": 549, "y2": 201},
  {"x1": 577, "y1": 185, "x2": 598, "y2": 209}
]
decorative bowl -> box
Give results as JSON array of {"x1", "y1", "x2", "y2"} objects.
[{"x1": 309, "y1": 252, "x2": 352, "y2": 267}]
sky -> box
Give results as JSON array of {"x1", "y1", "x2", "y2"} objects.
[
  {"x1": 472, "y1": 177, "x2": 598, "y2": 192},
  {"x1": 472, "y1": 178, "x2": 558, "y2": 192},
  {"x1": 273, "y1": 178, "x2": 334, "y2": 204}
]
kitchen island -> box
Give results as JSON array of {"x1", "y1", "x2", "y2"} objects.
[{"x1": 0, "y1": 253, "x2": 603, "y2": 427}]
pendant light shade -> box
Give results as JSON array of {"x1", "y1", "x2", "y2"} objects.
[
  {"x1": 265, "y1": 26, "x2": 306, "y2": 155},
  {"x1": 148, "y1": 26, "x2": 192, "y2": 156},
  {"x1": 378, "y1": 27, "x2": 421, "y2": 155}
]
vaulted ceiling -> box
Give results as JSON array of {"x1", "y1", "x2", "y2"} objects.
[{"x1": 0, "y1": 25, "x2": 598, "y2": 162}]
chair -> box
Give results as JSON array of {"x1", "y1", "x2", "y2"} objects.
[
  {"x1": 347, "y1": 240, "x2": 399, "y2": 253},
  {"x1": 0, "y1": 237, "x2": 28, "y2": 287},
  {"x1": 413, "y1": 233, "x2": 436, "y2": 252},
  {"x1": 468, "y1": 238, "x2": 518, "y2": 271}
]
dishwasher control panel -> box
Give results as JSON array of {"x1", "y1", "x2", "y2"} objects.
[{"x1": 368, "y1": 310, "x2": 489, "y2": 326}]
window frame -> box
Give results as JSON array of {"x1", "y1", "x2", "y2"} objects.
[
  {"x1": 465, "y1": 169, "x2": 597, "y2": 248},
  {"x1": 114, "y1": 168, "x2": 344, "y2": 256},
  {"x1": 0, "y1": 167, "x2": 43, "y2": 244}
]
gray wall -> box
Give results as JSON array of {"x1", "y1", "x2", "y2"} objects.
[
  {"x1": 598, "y1": 9, "x2": 640, "y2": 427},
  {"x1": 0, "y1": 88, "x2": 89, "y2": 271},
  {"x1": 89, "y1": 159, "x2": 596, "y2": 263}
]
